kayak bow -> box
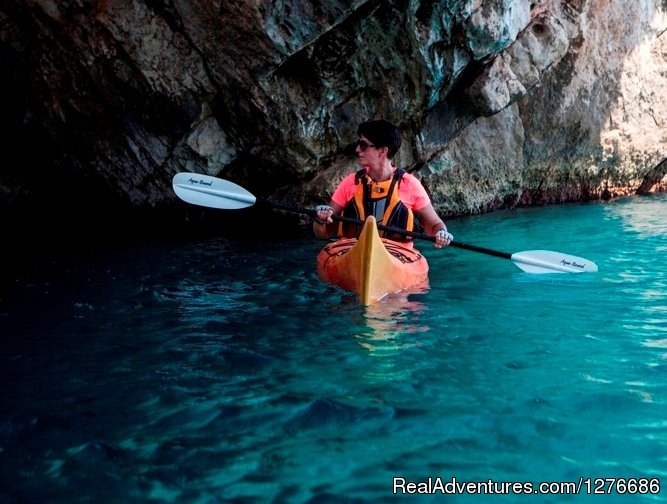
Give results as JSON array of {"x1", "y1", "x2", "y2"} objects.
[{"x1": 316, "y1": 216, "x2": 429, "y2": 305}]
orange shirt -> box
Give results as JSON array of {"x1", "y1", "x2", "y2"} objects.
[{"x1": 331, "y1": 168, "x2": 431, "y2": 210}]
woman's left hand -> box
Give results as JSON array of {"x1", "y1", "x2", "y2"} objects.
[{"x1": 434, "y1": 229, "x2": 453, "y2": 248}]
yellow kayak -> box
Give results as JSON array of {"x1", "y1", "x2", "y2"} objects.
[{"x1": 316, "y1": 216, "x2": 429, "y2": 305}]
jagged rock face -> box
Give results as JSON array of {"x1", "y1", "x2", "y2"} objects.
[{"x1": 1, "y1": 0, "x2": 665, "y2": 221}]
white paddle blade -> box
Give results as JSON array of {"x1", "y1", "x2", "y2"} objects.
[
  {"x1": 510, "y1": 250, "x2": 599, "y2": 274},
  {"x1": 172, "y1": 173, "x2": 256, "y2": 210}
]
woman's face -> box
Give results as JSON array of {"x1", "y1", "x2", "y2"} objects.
[{"x1": 355, "y1": 134, "x2": 380, "y2": 164}]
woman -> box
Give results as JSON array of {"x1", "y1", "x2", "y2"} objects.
[{"x1": 313, "y1": 119, "x2": 453, "y2": 248}]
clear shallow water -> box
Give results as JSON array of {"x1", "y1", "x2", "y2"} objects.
[{"x1": 1, "y1": 195, "x2": 666, "y2": 503}]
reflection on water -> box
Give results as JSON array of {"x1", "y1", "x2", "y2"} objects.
[
  {"x1": 605, "y1": 194, "x2": 667, "y2": 238},
  {"x1": 354, "y1": 292, "x2": 431, "y2": 383},
  {"x1": 360, "y1": 292, "x2": 429, "y2": 342},
  {"x1": 602, "y1": 196, "x2": 667, "y2": 352}
]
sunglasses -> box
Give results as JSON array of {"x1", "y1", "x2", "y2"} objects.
[{"x1": 356, "y1": 139, "x2": 376, "y2": 151}]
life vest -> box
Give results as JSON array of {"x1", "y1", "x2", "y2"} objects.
[{"x1": 339, "y1": 168, "x2": 420, "y2": 241}]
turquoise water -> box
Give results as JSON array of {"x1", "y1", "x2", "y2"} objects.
[{"x1": 2, "y1": 195, "x2": 666, "y2": 503}]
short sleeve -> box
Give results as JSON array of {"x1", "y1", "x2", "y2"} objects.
[
  {"x1": 398, "y1": 173, "x2": 431, "y2": 210},
  {"x1": 331, "y1": 172, "x2": 360, "y2": 207}
]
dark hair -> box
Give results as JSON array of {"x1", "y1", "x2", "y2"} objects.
[{"x1": 357, "y1": 120, "x2": 402, "y2": 158}]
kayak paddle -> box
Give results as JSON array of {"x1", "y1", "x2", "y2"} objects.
[{"x1": 172, "y1": 172, "x2": 598, "y2": 274}]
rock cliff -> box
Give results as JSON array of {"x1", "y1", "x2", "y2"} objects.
[{"x1": 1, "y1": 0, "x2": 666, "y2": 228}]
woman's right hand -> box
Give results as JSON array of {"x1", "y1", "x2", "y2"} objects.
[{"x1": 314, "y1": 205, "x2": 334, "y2": 224}]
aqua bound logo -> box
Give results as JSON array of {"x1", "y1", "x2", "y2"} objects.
[
  {"x1": 560, "y1": 259, "x2": 585, "y2": 269},
  {"x1": 188, "y1": 177, "x2": 213, "y2": 186}
]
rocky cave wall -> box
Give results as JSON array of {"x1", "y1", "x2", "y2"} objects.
[{"x1": 1, "y1": 0, "x2": 666, "y2": 225}]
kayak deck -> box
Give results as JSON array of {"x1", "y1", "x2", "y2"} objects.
[{"x1": 316, "y1": 216, "x2": 429, "y2": 305}]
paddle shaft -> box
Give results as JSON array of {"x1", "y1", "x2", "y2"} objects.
[
  {"x1": 260, "y1": 199, "x2": 512, "y2": 259},
  {"x1": 172, "y1": 173, "x2": 597, "y2": 273}
]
